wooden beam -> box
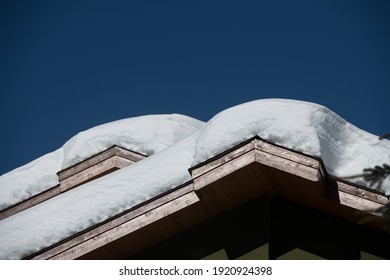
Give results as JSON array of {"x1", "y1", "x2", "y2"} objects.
[
  {"x1": 30, "y1": 184, "x2": 195, "y2": 259},
  {"x1": 192, "y1": 138, "x2": 323, "y2": 191},
  {"x1": 193, "y1": 150, "x2": 256, "y2": 190},
  {"x1": 58, "y1": 146, "x2": 145, "y2": 181},
  {"x1": 59, "y1": 156, "x2": 132, "y2": 192},
  {"x1": 254, "y1": 140, "x2": 321, "y2": 169},
  {"x1": 47, "y1": 192, "x2": 199, "y2": 260},
  {"x1": 254, "y1": 149, "x2": 321, "y2": 182},
  {"x1": 336, "y1": 181, "x2": 388, "y2": 205},
  {"x1": 336, "y1": 181, "x2": 388, "y2": 215},
  {"x1": 191, "y1": 141, "x2": 255, "y2": 178}
]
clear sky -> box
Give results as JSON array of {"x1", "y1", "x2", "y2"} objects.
[{"x1": 1, "y1": 0, "x2": 389, "y2": 175}]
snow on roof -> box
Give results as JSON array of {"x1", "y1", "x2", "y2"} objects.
[
  {"x1": 193, "y1": 99, "x2": 390, "y2": 189},
  {"x1": 0, "y1": 99, "x2": 389, "y2": 259},
  {"x1": 62, "y1": 114, "x2": 204, "y2": 169},
  {"x1": 0, "y1": 135, "x2": 199, "y2": 259},
  {"x1": 0, "y1": 114, "x2": 204, "y2": 211},
  {"x1": 0, "y1": 149, "x2": 64, "y2": 212}
]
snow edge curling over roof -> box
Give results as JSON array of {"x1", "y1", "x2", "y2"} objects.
[{"x1": 0, "y1": 114, "x2": 204, "y2": 211}]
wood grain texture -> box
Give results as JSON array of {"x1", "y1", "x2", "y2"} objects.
[
  {"x1": 192, "y1": 138, "x2": 322, "y2": 191},
  {"x1": 336, "y1": 181, "x2": 388, "y2": 205},
  {"x1": 46, "y1": 192, "x2": 200, "y2": 260},
  {"x1": 191, "y1": 141, "x2": 255, "y2": 178},
  {"x1": 31, "y1": 184, "x2": 194, "y2": 259},
  {"x1": 193, "y1": 151, "x2": 256, "y2": 190},
  {"x1": 58, "y1": 146, "x2": 145, "y2": 180},
  {"x1": 59, "y1": 156, "x2": 132, "y2": 192},
  {"x1": 254, "y1": 140, "x2": 320, "y2": 169}
]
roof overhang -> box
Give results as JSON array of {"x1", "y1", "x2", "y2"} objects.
[{"x1": 28, "y1": 138, "x2": 389, "y2": 259}]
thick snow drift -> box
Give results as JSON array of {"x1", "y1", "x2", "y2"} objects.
[
  {"x1": 62, "y1": 114, "x2": 203, "y2": 168},
  {"x1": 0, "y1": 99, "x2": 389, "y2": 259},
  {"x1": 0, "y1": 114, "x2": 204, "y2": 211},
  {"x1": 193, "y1": 99, "x2": 390, "y2": 191},
  {"x1": 0, "y1": 134, "x2": 199, "y2": 259},
  {"x1": 0, "y1": 150, "x2": 63, "y2": 211}
]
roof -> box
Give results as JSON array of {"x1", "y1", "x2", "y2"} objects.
[
  {"x1": 0, "y1": 99, "x2": 389, "y2": 259},
  {"x1": 28, "y1": 138, "x2": 390, "y2": 259},
  {"x1": 0, "y1": 114, "x2": 204, "y2": 211}
]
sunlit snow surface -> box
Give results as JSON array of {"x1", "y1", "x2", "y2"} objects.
[
  {"x1": 0, "y1": 99, "x2": 389, "y2": 259},
  {"x1": 0, "y1": 114, "x2": 204, "y2": 211},
  {"x1": 193, "y1": 99, "x2": 390, "y2": 189}
]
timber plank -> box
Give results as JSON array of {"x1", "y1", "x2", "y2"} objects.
[
  {"x1": 254, "y1": 149, "x2": 321, "y2": 182},
  {"x1": 193, "y1": 150, "x2": 256, "y2": 190},
  {"x1": 58, "y1": 146, "x2": 145, "y2": 181},
  {"x1": 191, "y1": 141, "x2": 255, "y2": 178},
  {"x1": 59, "y1": 156, "x2": 132, "y2": 192},
  {"x1": 254, "y1": 139, "x2": 320, "y2": 169},
  {"x1": 336, "y1": 181, "x2": 388, "y2": 205},
  {"x1": 30, "y1": 184, "x2": 194, "y2": 259},
  {"x1": 47, "y1": 192, "x2": 200, "y2": 260},
  {"x1": 338, "y1": 191, "x2": 385, "y2": 215}
]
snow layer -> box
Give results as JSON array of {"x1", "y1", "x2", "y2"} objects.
[
  {"x1": 62, "y1": 114, "x2": 204, "y2": 169},
  {"x1": 0, "y1": 99, "x2": 389, "y2": 259},
  {"x1": 0, "y1": 114, "x2": 204, "y2": 211},
  {"x1": 193, "y1": 99, "x2": 390, "y2": 192},
  {"x1": 0, "y1": 134, "x2": 199, "y2": 259},
  {"x1": 0, "y1": 150, "x2": 63, "y2": 211}
]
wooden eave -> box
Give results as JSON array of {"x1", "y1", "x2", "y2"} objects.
[
  {"x1": 58, "y1": 145, "x2": 146, "y2": 192},
  {"x1": 28, "y1": 138, "x2": 389, "y2": 260},
  {"x1": 0, "y1": 146, "x2": 146, "y2": 220}
]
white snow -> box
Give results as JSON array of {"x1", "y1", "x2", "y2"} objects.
[
  {"x1": 0, "y1": 149, "x2": 63, "y2": 211},
  {"x1": 192, "y1": 99, "x2": 390, "y2": 192},
  {"x1": 0, "y1": 134, "x2": 199, "y2": 259},
  {"x1": 0, "y1": 99, "x2": 389, "y2": 259},
  {"x1": 0, "y1": 114, "x2": 204, "y2": 211},
  {"x1": 62, "y1": 114, "x2": 204, "y2": 169}
]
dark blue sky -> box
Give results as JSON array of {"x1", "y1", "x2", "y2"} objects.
[{"x1": 1, "y1": 0, "x2": 389, "y2": 175}]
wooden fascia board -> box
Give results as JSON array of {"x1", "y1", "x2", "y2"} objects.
[
  {"x1": 254, "y1": 149, "x2": 321, "y2": 182},
  {"x1": 49, "y1": 192, "x2": 199, "y2": 260},
  {"x1": 191, "y1": 140, "x2": 256, "y2": 178},
  {"x1": 336, "y1": 180, "x2": 388, "y2": 215},
  {"x1": 193, "y1": 149, "x2": 256, "y2": 190},
  {"x1": 191, "y1": 138, "x2": 388, "y2": 217},
  {"x1": 192, "y1": 138, "x2": 323, "y2": 190},
  {"x1": 254, "y1": 139, "x2": 321, "y2": 169},
  {"x1": 59, "y1": 156, "x2": 132, "y2": 192},
  {"x1": 58, "y1": 145, "x2": 146, "y2": 181},
  {"x1": 58, "y1": 146, "x2": 146, "y2": 193},
  {"x1": 336, "y1": 180, "x2": 388, "y2": 205},
  {"x1": 30, "y1": 183, "x2": 196, "y2": 260}
]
